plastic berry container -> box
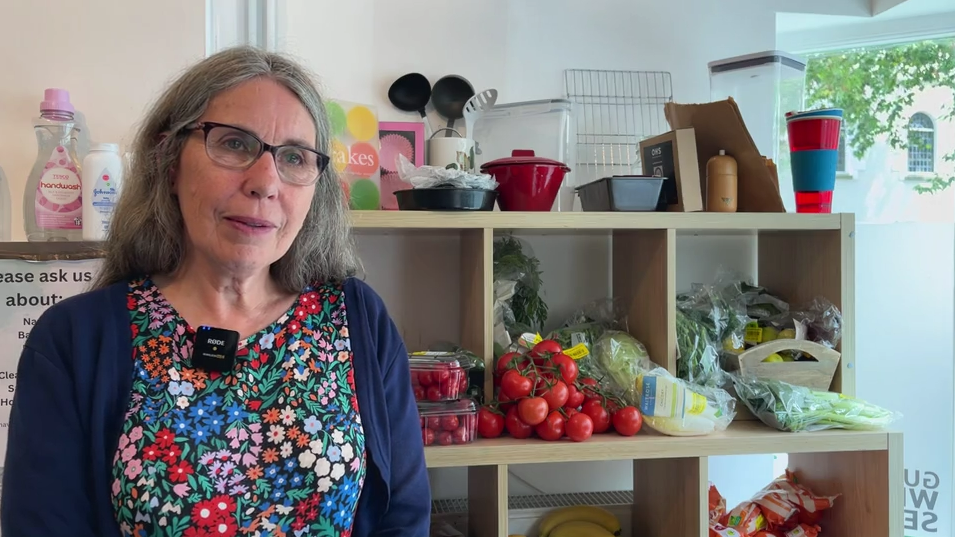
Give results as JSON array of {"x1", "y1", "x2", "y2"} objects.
[
  {"x1": 409, "y1": 351, "x2": 478, "y2": 402},
  {"x1": 418, "y1": 399, "x2": 478, "y2": 446}
]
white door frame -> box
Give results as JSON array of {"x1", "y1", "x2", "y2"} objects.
[{"x1": 205, "y1": 0, "x2": 284, "y2": 55}]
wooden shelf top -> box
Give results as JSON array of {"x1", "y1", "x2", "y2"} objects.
[
  {"x1": 424, "y1": 421, "x2": 891, "y2": 468},
  {"x1": 351, "y1": 211, "x2": 848, "y2": 231},
  {"x1": 0, "y1": 241, "x2": 104, "y2": 261}
]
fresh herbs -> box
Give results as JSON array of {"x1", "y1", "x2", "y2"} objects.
[
  {"x1": 675, "y1": 309, "x2": 721, "y2": 385},
  {"x1": 493, "y1": 235, "x2": 548, "y2": 334}
]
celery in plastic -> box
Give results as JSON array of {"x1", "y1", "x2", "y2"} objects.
[{"x1": 732, "y1": 375, "x2": 901, "y2": 432}]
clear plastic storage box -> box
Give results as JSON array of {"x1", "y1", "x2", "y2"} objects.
[
  {"x1": 708, "y1": 51, "x2": 807, "y2": 164},
  {"x1": 418, "y1": 399, "x2": 478, "y2": 446},
  {"x1": 471, "y1": 99, "x2": 576, "y2": 211},
  {"x1": 409, "y1": 351, "x2": 477, "y2": 402}
]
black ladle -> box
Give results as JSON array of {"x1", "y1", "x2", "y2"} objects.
[
  {"x1": 388, "y1": 73, "x2": 434, "y2": 136},
  {"x1": 431, "y1": 75, "x2": 475, "y2": 138}
]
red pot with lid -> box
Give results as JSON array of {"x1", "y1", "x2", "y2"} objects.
[{"x1": 480, "y1": 149, "x2": 570, "y2": 211}]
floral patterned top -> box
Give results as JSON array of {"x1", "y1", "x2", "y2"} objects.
[{"x1": 112, "y1": 278, "x2": 367, "y2": 537}]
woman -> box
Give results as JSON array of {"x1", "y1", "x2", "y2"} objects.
[{"x1": 1, "y1": 46, "x2": 430, "y2": 537}]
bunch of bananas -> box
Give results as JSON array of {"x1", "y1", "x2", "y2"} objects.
[{"x1": 536, "y1": 505, "x2": 622, "y2": 537}]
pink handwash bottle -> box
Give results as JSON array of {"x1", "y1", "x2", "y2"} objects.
[{"x1": 24, "y1": 88, "x2": 86, "y2": 241}]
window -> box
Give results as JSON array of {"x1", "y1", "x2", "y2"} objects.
[
  {"x1": 907, "y1": 112, "x2": 935, "y2": 173},
  {"x1": 836, "y1": 131, "x2": 847, "y2": 173}
]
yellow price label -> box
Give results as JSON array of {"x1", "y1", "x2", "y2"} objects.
[
  {"x1": 518, "y1": 332, "x2": 542, "y2": 349},
  {"x1": 744, "y1": 322, "x2": 763, "y2": 345},
  {"x1": 563, "y1": 343, "x2": 590, "y2": 360},
  {"x1": 687, "y1": 392, "x2": 708, "y2": 414}
]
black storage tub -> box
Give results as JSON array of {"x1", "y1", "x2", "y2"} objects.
[
  {"x1": 395, "y1": 187, "x2": 498, "y2": 211},
  {"x1": 576, "y1": 175, "x2": 666, "y2": 212}
]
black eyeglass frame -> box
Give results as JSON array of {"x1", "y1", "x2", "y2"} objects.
[{"x1": 185, "y1": 121, "x2": 331, "y2": 186}]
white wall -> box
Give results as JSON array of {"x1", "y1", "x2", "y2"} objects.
[
  {"x1": 0, "y1": 1, "x2": 207, "y2": 242},
  {"x1": 274, "y1": 0, "x2": 780, "y2": 504}
]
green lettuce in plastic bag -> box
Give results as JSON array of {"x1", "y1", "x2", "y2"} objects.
[{"x1": 591, "y1": 331, "x2": 736, "y2": 436}]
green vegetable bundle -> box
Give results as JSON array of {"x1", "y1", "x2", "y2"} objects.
[
  {"x1": 493, "y1": 235, "x2": 548, "y2": 335},
  {"x1": 675, "y1": 309, "x2": 722, "y2": 386},
  {"x1": 732, "y1": 375, "x2": 900, "y2": 432}
]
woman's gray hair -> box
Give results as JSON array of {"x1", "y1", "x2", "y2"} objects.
[{"x1": 93, "y1": 46, "x2": 360, "y2": 292}]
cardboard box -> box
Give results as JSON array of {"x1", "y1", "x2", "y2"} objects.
[
  {"x1": 664, "y1": 98, "x2": 785, "y2": 212},
  {"x1": 639, "y1": 128, "x2": 703, "y2": 212}
]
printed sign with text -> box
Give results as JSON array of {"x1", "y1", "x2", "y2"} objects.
[{"x1": 0, "y1": 258, "x2": 103, "y2": 463}]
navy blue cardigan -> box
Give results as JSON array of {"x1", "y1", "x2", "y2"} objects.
[{"x1": 0, "y1": 277, "x2": 430, "y2": 537}]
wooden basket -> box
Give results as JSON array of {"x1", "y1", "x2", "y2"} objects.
[{"x1": 725, "y1": 339, "x2": 841, "y2": 391}]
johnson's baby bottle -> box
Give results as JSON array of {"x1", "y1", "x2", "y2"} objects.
[{"x1": 24, "y1": 88, "x2": 85, "y2": 241}]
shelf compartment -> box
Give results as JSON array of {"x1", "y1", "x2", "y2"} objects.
[
  {"x1": 634, "y1": 456, "x2": 707, "y2": 537},
  {"x1": 355, "y1": 228, "x2": 491, "y2": 353},
  {"x1": 424, "y1": 421, "x2": 890, "y2": 468},
  {"x1": 612, "y1": 229, "x2": 676, "y2": 372},
  {"x1": 349, "y1": 211, "x2": 843, "y2": 231},
  {"x1": 460, "y1": 228, "x2": 493, "y2": 396},
  {"x1": 757, "y1": 215, "x2": 855, "y2": 396},
  {"x1": 467, "y1": 465, "x2": 508, "y2": 537},
  {"x1": 787, "y1": 432, "x2": 903, "y2": 537}
]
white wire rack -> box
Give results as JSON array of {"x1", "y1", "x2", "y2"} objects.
[
  {"x1": 431, "y1": 489, "x2": 634, "y2": 514},
  {"x1": 564, "y1": 69, "x2": 673, "y2": 182}
]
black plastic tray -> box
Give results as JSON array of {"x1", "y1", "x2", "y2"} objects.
[
  {"x1": 395, "y1": 188, "x2": 498, "y2": 211},
  {"x1": 577, "y1": 176, "x2": 666, "y2": 211}
]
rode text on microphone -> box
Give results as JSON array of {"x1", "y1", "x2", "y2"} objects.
[{"x1": 192, "y1": 326, "x2": 239, "y2": 372}]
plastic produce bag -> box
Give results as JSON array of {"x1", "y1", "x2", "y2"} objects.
[
  {"x1": 396, "y1": 153, "x2": 498, "y2": 190},
  {"x1": 492, "y1": 276, "x2": 520, "y2": 357},
  {"x1": 720, "y1": 470, "x2": 837, "y2": 536},
  {"x1": 545, "y1": 299, "x2": 630, "y2": 380},
  {"x1": 676, "y1": 308, "x2": 725, "y2": 387},
  {"x1": 732, "y1": 375, "x2": 901, "y2": 432},
  {"x1": 676, "y1": 270, "x2": 753, "y2": 387},
  {"x1": 587, "y1": 330, "x2": 651, "y2": 385},
  {"x1": 786, "y1": 296, "x2": 843, "y2": 349},
  {"x1": 546, "y1": 298, "x2": 628, "y2": 351},
  {"x1": 591, "y1": 336, "x2": 736, "y2": 436},
  {"x1": 633, "y1": 368, "x2": 736, "y2": 436},
  {"x1": 493, "y1": 235, "x2": 548, "y2": 343}
]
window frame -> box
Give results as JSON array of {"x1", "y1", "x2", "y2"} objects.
[{"x1": 906, "y1": 112, "x2": 936, "y2": 175}]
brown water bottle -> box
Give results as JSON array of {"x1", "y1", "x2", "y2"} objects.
[{"x1": 706, "y1": 150, "x2": 738, "y2": 212}]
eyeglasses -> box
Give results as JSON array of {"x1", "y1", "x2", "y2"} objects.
[{"x1": 186, "y1": 121, "x2": 330, "y2": 186}]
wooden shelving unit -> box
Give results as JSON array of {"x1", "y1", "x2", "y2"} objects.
[
  {"x1": 0, "y1": 211, "x2": 902, "y2": 537},
  {"x1": 349, "y1": 211, "x2": 901, "y2": 537}
]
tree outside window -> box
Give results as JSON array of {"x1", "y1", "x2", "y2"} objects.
[{"x1": 805, "y1": 39, "x2": 955, "y2": 193}]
